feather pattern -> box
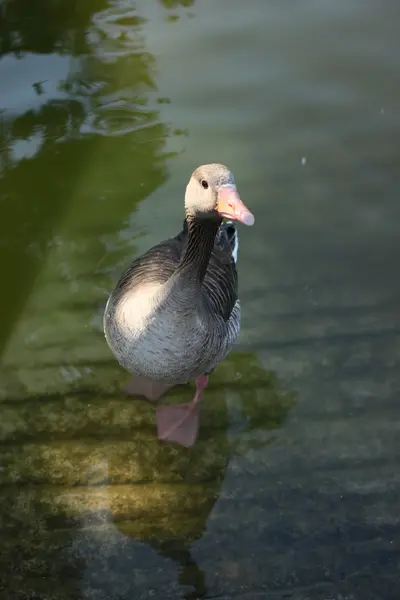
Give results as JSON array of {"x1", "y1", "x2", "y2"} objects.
[
  {"x1": 104, "y1": 162, "x2": 253, "y2": 385},
  {"x1": 104, "y1": 218, "x2": 240, "y2": 382},
  {"x1": 109, "y1": 218, "x2": 239, "y2": 320}
]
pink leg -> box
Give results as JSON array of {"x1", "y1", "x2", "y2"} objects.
[
  {"x1": 156, "y1": 375, "x2": 209, "y2": 448},
  {"x1": 123, "y1": 375, "x2": 176, "y2": 402}
]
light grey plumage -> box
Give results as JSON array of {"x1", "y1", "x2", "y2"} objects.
[{"x1": 103, "y1": 163, "x2": 253, "y2": 387}]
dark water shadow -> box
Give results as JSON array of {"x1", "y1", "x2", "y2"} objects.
[{"x1": 0, "y1": 349, "x2": 295, "y2": 599}]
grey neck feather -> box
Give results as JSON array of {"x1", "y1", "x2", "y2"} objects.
[{"x1": 176, "y1": 213, "x2": 221, "y2": 284}]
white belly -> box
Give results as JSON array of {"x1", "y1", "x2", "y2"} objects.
[{"x1": 104, "y1": 284, "x2": 212, "y2": 382}]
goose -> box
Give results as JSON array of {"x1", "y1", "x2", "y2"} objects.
[{"x1": 104, "y1": 163, "x2": 254, "y2": 447}]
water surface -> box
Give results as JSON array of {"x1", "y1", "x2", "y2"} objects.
[{"x1": 1, "y1": 0, "x2": 400, "y2": 598}]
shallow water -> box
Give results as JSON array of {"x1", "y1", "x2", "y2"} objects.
[{"x1": 1, "y1": 0, "x2": 400, "y2": 598}]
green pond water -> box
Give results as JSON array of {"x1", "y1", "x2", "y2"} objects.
[{"x1": 1, "y1": 0, "x2": 400, "y2": 598}]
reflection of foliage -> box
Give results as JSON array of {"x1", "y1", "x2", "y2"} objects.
[
  {"x1": 0, "y1": 0, "x2": 109, "y2": 56},
  {"x1": 0, "y1": 0, "x2": 196, "y2": 59},
  {"x1": 1, "y1": 99, "x2": 85, "y2": 164},
  {"x1": 159, "y1": 0, "x2": 195, "y2": 7},
  {"x1": 158, "y1": 0, "x2": 195, "y2": 22},
  {"x1": 0, "y1": 0, "x2": 183, "y2": 357}
]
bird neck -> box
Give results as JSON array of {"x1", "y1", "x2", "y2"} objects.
[{"x1": 177, "y1": 213, "x2": 221, "y2": 283}]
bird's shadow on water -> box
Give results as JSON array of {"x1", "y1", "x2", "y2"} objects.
[
  {"x1": 0, "y1": 349, "x2": 296, "y2": 600},
  {"x1": 134, "y1": 349, "x2": 297, "y2": 598},
  {"x1": 150, "y1": 352, "x2": 293, "y2": 595}
]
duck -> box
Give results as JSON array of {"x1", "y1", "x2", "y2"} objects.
[{"x1": 103, "y1": 163, "x2": 255, "y2": 448}]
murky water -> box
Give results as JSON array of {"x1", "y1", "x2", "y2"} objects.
[{"x1": 1, "y1": 0, "x2": 400, "y2": 598}]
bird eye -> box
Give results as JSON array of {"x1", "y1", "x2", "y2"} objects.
[{"x1": 201, "y1": 179, "x2": 209, "y2": 189}]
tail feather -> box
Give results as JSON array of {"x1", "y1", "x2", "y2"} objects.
[{"x1": 220, "y1": 220, "x2": 239, "y2": 263}]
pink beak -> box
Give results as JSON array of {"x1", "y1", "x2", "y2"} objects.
[{"x1": 216, "y1": 184, "x2": 255, "y2": 226}]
